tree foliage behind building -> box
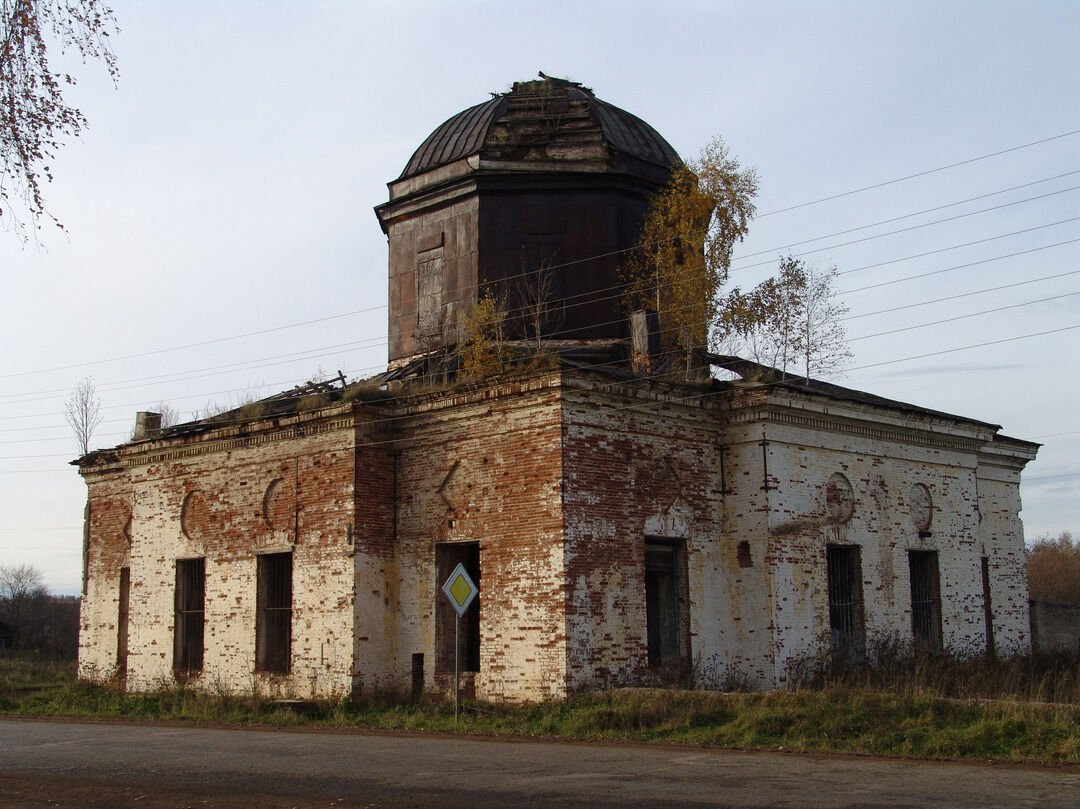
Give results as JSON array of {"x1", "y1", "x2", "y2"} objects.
[
  {"x1": 0, "y1": 564, "x2": 78, "y2": 658},
  {"x1": 1027, "y1": 531, "x2": 1080, "y2": 605}
]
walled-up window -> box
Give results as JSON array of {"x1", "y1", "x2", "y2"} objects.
[
  {"x1": 826, "y1": 545, "x2": 865, "y2": 664},
  {"x1": 256, "y1": 552, "x2": 292, "y2": 674},
  {"x1": 909, "y1": 550, "x2": 942, "y2": 649},
  {"x1": 981, "y1": 556, "x2": 995, "y2": 658},
  {"x1": 173, "y1": 559, "x2": 204, "y2": 673},
  {"x1": 645, "y1": 538, "x2": 688, "y2": 669},
  {"x1": 436, "y1": 542, "x2": 480, "y2": 673}
]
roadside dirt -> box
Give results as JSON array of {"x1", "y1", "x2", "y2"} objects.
[{"x1": 1, "y1": 772, "x2": 416, "y2": 809}]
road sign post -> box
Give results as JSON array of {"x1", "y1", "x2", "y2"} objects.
[{"x1": 440, "y1": 562, "x2": 478, "y2": 723}]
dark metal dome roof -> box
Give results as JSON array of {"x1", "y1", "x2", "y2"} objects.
[{"x1": 398, "y1": 78, "x2": 678, "y2": 181}]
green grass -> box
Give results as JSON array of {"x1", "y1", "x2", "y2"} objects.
[{"x1": 3, "y1": 651, "x2": 1079, "y2": 764}]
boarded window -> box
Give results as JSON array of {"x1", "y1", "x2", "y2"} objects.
[
  {"x1": 417, "y1": 257, "x2": 444, "y2": 338},
  {"x1": 436, "y1": 542, "x2": 480, "y2": 673},
  {"x1": 256, "y1": 552, "x2": 292, "y2": 674},
  {"x1": 173, "y1": 559, "x2": 204, "y2": 673},
  {"x1": 117, "y1": 567, "x2": 131, "y2": 677},
  {"x1": 981, "y1": 556, "x2": 995, "y2": 658},
  {"x1": 909, "y1": 550, "x2": 942, "y2": 649},
  {"x1": 826, "y1": 545, "x2": 865, "y2": 664},
  {"x1": 645, "y1": 538, "x2": 688, "y2": 670}
]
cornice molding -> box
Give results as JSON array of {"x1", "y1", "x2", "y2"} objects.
[
  {"x1": 120, "y1": 416, "x2": 355, "y2": 468},
  {"x1": 720, "y1": 406, "x2": 985, "y2": 454}
]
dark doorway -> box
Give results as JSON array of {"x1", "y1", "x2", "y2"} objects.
[
  {"x1": 981, "y1": 556, "x2": 995, "y2": 658},
  {"x1": 645, "y1": 538, "x2": 687, "y2": 670},
  {"x1": 826, "y1": 545, "x2": 865, "y2": 664},
  {"x1": 436, "y1": 542, "x2": 480, "y2": 673},
  {"x1": 256, "y1": 552, "x2": 292, "y2": 674},
  {"x1": 173, "y1": 558, "x2": 204, "y2": 674},
  {"x1": 117, "y1": 567, "x2": 130, "y2": 681},
  {"x1": 909, "y1": 550, "x2": 942, "y2": 649}
]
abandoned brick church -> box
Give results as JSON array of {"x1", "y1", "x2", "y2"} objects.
[{"x1": 76, "y1": 77, "x2": 1038, "y2": 700}]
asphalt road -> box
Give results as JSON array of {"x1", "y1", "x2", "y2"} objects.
[{"x1": 2, "y1": 718, "x2": 1079, "y2": 809}]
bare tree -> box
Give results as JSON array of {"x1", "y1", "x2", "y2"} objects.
[
  {"x1": 0, "y1": 563, "x2": 46, "y2": 648},
  {"x1": 1, "y1": 0, "x2": 119, "y2": 240},
  {"x1": 794, "y1": 260, "x2": 852, "y2": 381},
  {"x1": 517, "y1": 255, "x2": 564, "y2": 356},
  {"x1": 65, "y1": 375, "x2": 101, "y2": 454},
  {"x1": 156, "y1": 401, "x2": 180, "y2": 428}
]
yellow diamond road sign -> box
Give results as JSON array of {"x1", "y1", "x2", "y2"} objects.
[{"x1": 442, "y1": 563, "x2": 478, "y2": 617}]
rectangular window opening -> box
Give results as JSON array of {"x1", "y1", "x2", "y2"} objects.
[
  {"x1": 173, "y1": 559, "x2": 204, "y2": 674},
  {"x1": 256, "y1": 552, "x2": 292, "y2": 674},
  {"x1": 826, "y1": 545, "x2": 865, "y2": 665},
  {"x1": 909, "y1": 550, "x2": 942, "y2": 650},
  {"x1": 645, "y1": 538, "x2": 688, "y2": 670},
  {"x1": 435, "y1": 542, "x2": 480, "y2": 673}
]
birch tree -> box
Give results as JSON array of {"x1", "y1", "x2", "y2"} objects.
[
  {"x1": 64, "y1": 374, "x2": 101, "y2": 454},
  {"x1": 794, "y1": 260, "x2": 852, "y2": 381},
  {"x1": 716, "y1": 256, "x2": 851, "y2": 381},
  {"x1": 622, "y1": 136, "x2": 757, "y2": 377},
  {"x1": 1, "y1": 0, "x2": 119, "y2": 239}
]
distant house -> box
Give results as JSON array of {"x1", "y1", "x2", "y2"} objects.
[{"x1": 74, "y1": 76, "x2": 1039, "y2": 701}]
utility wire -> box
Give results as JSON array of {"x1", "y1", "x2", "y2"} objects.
[
  {"x1": 841, "y1": 269, "x2": 1080, "y2": 320},
  {"x1": 847, "y1": 291, "x2": 1080, "y2": 342},
  {"x1": 839, "y1": 238, "x2": 1080, "y2": 294},
  {"x1": 733, "y1": 169, "x2": 1080, "y2": 261},
  {"x1": 732, "y1": 186, "x2": 1080, "y2": 272},
  {"x1": 755, "y1": 128, "x2": 1080, "y2": 217}
]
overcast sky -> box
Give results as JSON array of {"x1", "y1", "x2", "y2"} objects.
[{"x1": 2, "y1": 1, "x2": 1078, "y2": 595}]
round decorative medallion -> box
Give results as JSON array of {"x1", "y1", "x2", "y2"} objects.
[
  {"x1": 825, "y1": 473, "x2": 855, "y2": 524},
  {"x1": 910, "y1": 483, "x2": 933, "y2": 532},
  {"x1": 180, "y1": 491, "x2": 207, "y2": 541},
  {"x1": 263, "y1": 477, "x2": 293, "y2": 530}
]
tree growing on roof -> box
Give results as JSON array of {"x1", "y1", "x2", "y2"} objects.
[
  {"x1": 64, "y1": 375, "x2": 101, "y2": 455},
  {"x1": 715, "y1": 256, "x2": 852, "y2": 381},
  {"x1": 621, "y1": 136, "x2": 758, "y2": 378},
  {"x1": 0, "y1": 0, "x2": 119, "y2": 241},
  {"x1": 515, "y1": 255, "x2": 564, "y2": 357},
  {"x1": 457, "y1": 289, "x2": 508, "y2": 381}
]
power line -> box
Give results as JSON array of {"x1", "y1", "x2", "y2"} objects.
[
  {"x1": 0, "y1": 304, "x2": 388, "y2": 381},
  {"x1": 4, "y1": 244, "x2": 1079, "y2": 423},
  {"x1": 756, "y1": 128, "x2": 1080, "y2": 217},
  {"x1": 733, "y1": 169, "x2": 1080, "y2": 261},
  {"x1": 735, "y1": 183, "x2": 1080, "y2": 270},
  {"x1": 839, "y1": 238, "x2": 1080, "y2": 294},
  {"x1": 841, "y1": 269, "x2": 1080, "y2": 321},
  {"x1": 847, "y1": 291, "x2": 1080, "y2": 343},
  {"x1": 850, "y1": 324, "x2": 1080, "y2": 371},
  {"x1": 733, "y1": 215, "x2": 1080, "y2": 275}
]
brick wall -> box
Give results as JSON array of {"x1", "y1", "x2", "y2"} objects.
[{"x1": 78, "y1": 369, "x2": 1036, "y2": 701}]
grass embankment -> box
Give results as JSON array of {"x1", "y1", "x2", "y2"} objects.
[{"x1": 3, "y1": 651, "x2": 1079, "y2": 764}]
